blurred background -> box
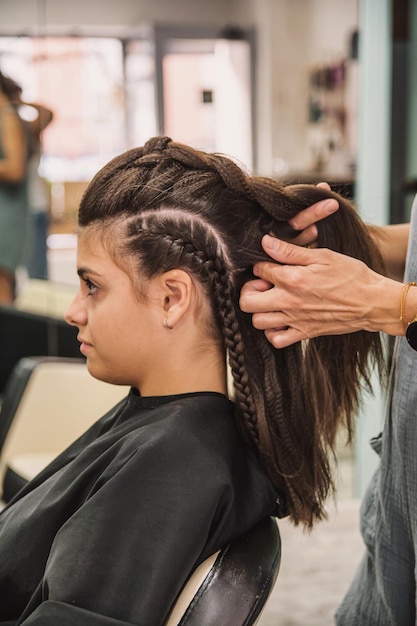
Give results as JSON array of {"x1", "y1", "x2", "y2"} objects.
[
  {"x1": 1, "y1": 1, "x2": 414, "y2": 240},
  {"x1": 0, "y1": 0, "x2": 368, "y2": 241},
  {"x1": 0, "y1": 2, "x2": 414, "y2": 622}
]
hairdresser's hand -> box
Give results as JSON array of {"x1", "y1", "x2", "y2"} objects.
[
  {"x1": 286, "y1": 182, "x2": 339, "y2": 247},
  {"x1": 240, "y1": 236, "x2": 406, "y2": 348}
]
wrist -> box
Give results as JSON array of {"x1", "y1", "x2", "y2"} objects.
[
  {"x1": 400, "y1": 283, "x2": 417, "y2": 349},
  {"x1": 367, "y1": 279, "x2": 415, "y2": 336}
]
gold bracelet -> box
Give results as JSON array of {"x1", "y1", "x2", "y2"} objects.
[{"x1": 400, "y1": 281, "x2": 417, "y2": 322}]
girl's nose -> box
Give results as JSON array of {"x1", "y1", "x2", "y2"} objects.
[{"x1": 65, "y1": 291, "x2": 87, "y2": 327}]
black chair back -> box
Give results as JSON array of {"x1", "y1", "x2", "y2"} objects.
[{"x1": 166, "y1": 515, "x2": 281, "y2": 626}]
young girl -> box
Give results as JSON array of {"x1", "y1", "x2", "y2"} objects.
[{"x1": 0, "y1": 136, "x2": 385, "y2": 625}]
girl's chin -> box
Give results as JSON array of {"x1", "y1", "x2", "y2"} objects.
[{"x1": 86, "y1": 362, "x2": 129, "y2": 388}]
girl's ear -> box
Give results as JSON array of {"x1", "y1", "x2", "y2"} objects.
[{"x1": 158, "y1": 269, "x2": 194, "y2": 329}]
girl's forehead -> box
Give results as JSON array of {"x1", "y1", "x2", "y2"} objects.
[
  {"x1": 77, "y1": 220, "x2": 125, "y2": 254},
  {"x1": 77, "y1": 223, "x2": 139, "y2": 286},
  {"x1": 77, "y1": 226, "x2": 115, "y2": 260},
  {"x1": 76, "y1": 227, "x2": 120, "y2": 268},
  {"x1": 77, "y1": 229, "x2": 104, "y2": 255},
  {"x1": 77, "y1": 224, "x2": 102, "y2": 244}
]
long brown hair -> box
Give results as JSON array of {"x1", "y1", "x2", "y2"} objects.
[{"x1": 78, "y1": 136, "x2": 385, "y2": 528}]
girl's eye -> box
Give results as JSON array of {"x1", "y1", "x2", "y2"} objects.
[{"x1": 84, "y1": 278, "x2": 98, "y2": 296}]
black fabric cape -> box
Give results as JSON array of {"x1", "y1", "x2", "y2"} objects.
[{"x1": 0, "y1": 389, "x2": 277, "y2": 625}]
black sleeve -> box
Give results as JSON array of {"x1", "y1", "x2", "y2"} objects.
[
  {"x1": 34, "y1": 434, "x2": 232, "y2": 626},
  {"x1": 19, "y1": 601, "x2": 133, "y2": 625}
]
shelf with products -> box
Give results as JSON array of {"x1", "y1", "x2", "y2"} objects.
[{"x1": 307, "y1": 57, "x2": 357, "y2": 179}]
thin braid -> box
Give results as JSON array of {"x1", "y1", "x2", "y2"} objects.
[
  {"x1": 206, "y1": 255, "x2": 260, "y2": 447},
  {"x1": 124, "y1": 208, "x2": 261, "y2": 448},
  {"x1": 163, "y1": 141, "x2": 308, "y2": 238},
  {"x1": 152, "y1": 140, "x2": 258, "y2": 208},
  {"x1": 206, "y1": 153, "x2": 256, "y2": 201}
]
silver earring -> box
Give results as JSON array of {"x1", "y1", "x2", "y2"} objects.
[{"x1": 165, "y1": 319, "x2": 174, "y2": 330}]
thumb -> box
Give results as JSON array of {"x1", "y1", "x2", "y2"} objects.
[{"x1": 261, "y1": 234, "x2": 314, "y2": 266}]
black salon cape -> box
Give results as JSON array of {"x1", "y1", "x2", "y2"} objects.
[{"x1": 0, "y1": 390, "x2": 277, "y2": 625}]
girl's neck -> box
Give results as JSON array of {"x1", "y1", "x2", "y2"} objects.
[{"x1": 139, "y1": 345, "x2": 228, "y2": 398}]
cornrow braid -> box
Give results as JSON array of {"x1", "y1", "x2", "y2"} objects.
[
  {"x1": 78, "y1": 136, "x2": 387, "y2": 528},
  {"x1": 123, "y1": 209, "x2": 261, "y2": 448},
  {"x1": 207, "y1": 250, "x2": 260, "y2": 447}
]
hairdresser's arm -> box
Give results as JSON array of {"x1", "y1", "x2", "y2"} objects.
[
  {"x1": 240, "y1": 236, "x2": 417, "y2": 348},
  {"x1": 368, "y1": 223, "x2": 409, "y2": 281},
  {"x1": 0, "y1": 104, "x2": 25, "y2": 182}
]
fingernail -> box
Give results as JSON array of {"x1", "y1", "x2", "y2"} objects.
[
  {"x1": 263, "y1": 234, "x2": 280, "y2": 250},
  {"x1": 324, "y1": 199, "x2": 338, "y2": 214}
]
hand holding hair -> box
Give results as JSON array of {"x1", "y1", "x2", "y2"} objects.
[
  {"x1": 240, "y1": 235, "x2": 409, "y2": 348},
  {"x1": 286, "y1": 183, "x2": 339, "y2": 248}
]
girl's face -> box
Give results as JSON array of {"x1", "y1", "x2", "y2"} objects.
[{"x1": 65, "y1": 230, "x2": 163, "y2": 390}]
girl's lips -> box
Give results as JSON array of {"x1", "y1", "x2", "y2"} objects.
[{"x1": 78, "y1": 336, "x2": 93, "y2": 354}]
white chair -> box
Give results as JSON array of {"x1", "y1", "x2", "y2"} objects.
[{"x1": 0, "y1": 356, "x2": 128, "y2": 502}]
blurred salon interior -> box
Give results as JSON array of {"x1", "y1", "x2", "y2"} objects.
[{"x1": 0, "y1": 0, "x2": 414, "y2": 624}]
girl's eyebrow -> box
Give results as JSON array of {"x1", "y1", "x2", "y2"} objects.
[{"x1": 77, "y1": 268, "x2": 103, "y2": 279}]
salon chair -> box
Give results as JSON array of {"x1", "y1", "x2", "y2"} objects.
[
  {"x1": 166, "y1": 515, "x2": 281, "y2": 626},
  {"x1": 0, "y1": 355, "x2": 128, "y2": 503}
]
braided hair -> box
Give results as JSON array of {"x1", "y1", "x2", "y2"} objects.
[{"x1": 78, "y1": 136, "x2": 385, "y2": 528}]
